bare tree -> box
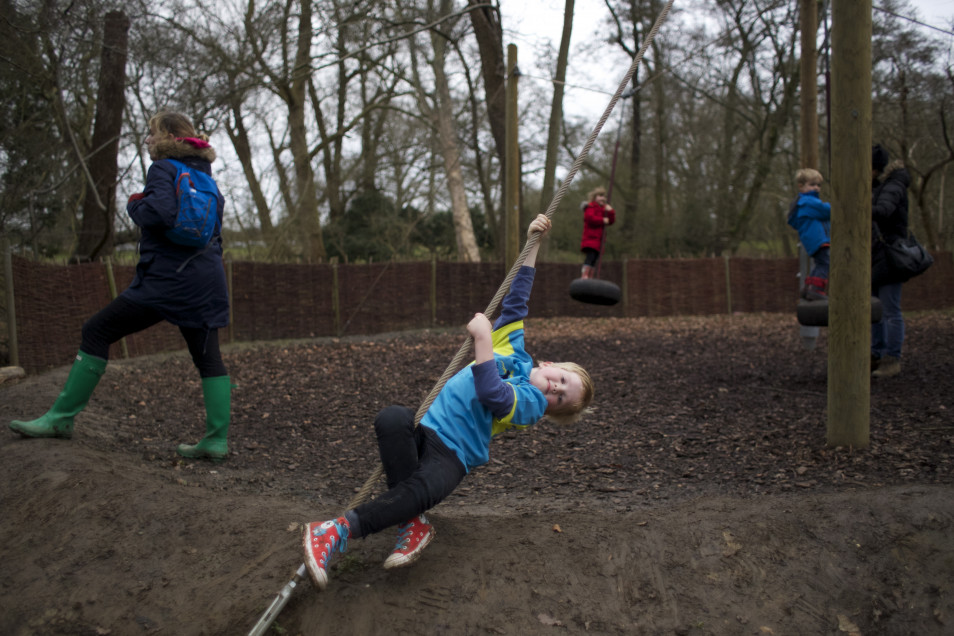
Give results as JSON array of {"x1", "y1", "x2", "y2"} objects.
[
  {"x1": 872, "y1": 3, "x2": 954, "y2": 250},
  {"x1": 75, "y1": 11, "x2": 130, "y2": 261},
  {"x1": 467, "y1": 0, "x2": 506, "y2": 173},
  {"x1": 406, "y1": 0, "x2": 480, "y2": 261},
  {"x1": 541, "y1": 0, "x2": 575, "y2": 213}
]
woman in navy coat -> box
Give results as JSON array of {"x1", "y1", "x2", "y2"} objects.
[{"x1": 10, "y1": 111, "x2": 232, "y2": 460}]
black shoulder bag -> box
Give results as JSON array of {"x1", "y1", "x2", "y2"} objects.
[{"x1": 875, "y1": 225, "x2": 933, "y2": 281}]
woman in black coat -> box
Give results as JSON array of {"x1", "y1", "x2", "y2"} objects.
[
  {"x1": 10, "y1": 111, "x2": 232, "y2": 460},
  {"x1": 870, "y1": 144, "x2": 911, "y2": 378}
]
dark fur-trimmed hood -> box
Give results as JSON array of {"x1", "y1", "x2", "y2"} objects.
[
  {"x1": 877, "y1": 159, "x2": 909, "y2": 187},
  {"x1": 151, "y1": 137, "x2": 217, "y2": 164}
]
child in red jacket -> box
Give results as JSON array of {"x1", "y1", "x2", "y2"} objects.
[{"x1": 580, "y1": 187, "x2": 615, "y2": 279}]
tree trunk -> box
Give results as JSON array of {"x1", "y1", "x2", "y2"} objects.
[
  {"x1": 541, "y1": 0, "x2": 575, "y2": 211},
  {"x1": 468, "y1": 0, "x2": 507, "y2": 258},
  {"x1": 430, "y1": 4, "x2": 480, "y2": 262},
  {"x1": 287, "y1": 0, "x2": 324, "y2": 263},
  {"x1": 225, "y1": 96, "x2": 273, "y2": 238},
  {"x1": 468, "y1": 0, "x2": 506, "y2": 166},
  {"x1": 75, "y1": 11, "x2": 129, "y2": 261},
  {"x1": 462, "y1": 56, "x2": 500, "y2": 251}
]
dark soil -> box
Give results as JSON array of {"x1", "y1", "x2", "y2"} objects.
[{"x1": 1, "y1": 312, "x2": 953, "y2": 635}]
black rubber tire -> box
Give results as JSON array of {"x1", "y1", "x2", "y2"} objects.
[
  {"x1": 796, "y1": 299, "x2": 829, "y2": 326},
  {"x1": 569, "y1": 278, "x2": 621, "y2": 306},
  {"x1": 796, "y1": 296, "x2": 884, "y2": 327}
]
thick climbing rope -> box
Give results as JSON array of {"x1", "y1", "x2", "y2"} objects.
[{"x1": 346, "y1": 0, "x2": 674, "y2": 511}]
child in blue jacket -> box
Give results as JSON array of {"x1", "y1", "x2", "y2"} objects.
[
  {"x1": 302, "y1": 214, "x2": 594, "y2": 590},
  {"x1": 787, "y1": 168, "x2": 831, "y2": 300}
]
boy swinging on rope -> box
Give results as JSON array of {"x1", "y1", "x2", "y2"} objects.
[{"x1": 303, "y1": 214, "x2": 595, "y2": 590}]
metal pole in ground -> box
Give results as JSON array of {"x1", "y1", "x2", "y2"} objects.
[{"x1": 247, "y1": 564, "x2": 307, "y2": 636}]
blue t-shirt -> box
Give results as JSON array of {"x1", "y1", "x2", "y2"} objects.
[{"x1": 421, "y1": 267, "x2": 547, "y2": 471}]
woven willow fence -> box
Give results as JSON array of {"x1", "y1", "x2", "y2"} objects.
[{"x1": 5, "y1": 253, "x2": 953, "y2": 373}]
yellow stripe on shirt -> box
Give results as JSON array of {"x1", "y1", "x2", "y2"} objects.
[{"x1": 491, "y1": 320, "x2": 523, "y2": 356}]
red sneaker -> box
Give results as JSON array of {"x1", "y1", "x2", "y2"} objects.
[
  {"x1": 383, "y1": 514, "x2": 434, "y2": 570},
  {"x1": 302, "y1": 517, "x2": 350, "y2": 590},
  {"x1": 802, "y1": 276, "x2": 828, "y2": 301}
]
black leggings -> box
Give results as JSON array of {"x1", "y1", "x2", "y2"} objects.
[
  {"x1": 351, "y1": 406, "x2": 466, "y2": 538},
  {"x1": 582, "y1": 248, "x2": 600, "y2": 267},
  {"x1": 81, "y1": 296, "x2": 228, "y2": 378}
]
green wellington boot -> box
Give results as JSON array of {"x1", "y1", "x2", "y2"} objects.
[
  {"x1": 177, "y1": 375, "x2": 231, "y2": 461},
  {"x1": 9, "y1": 351, "x2": 107, "y2": 439}
]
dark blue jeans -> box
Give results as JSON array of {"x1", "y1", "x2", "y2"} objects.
[
  {"x1": 810, "y1": 246, "x2": 830, "y2": 279},
  {"x1": 351, "y1": 406, "x2": 466, "y2": 538},
  {"x1": 872, "y1": 281, "x2": 904, "y2": 359}
]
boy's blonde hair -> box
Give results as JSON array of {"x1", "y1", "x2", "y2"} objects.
[
  {"x1": 795, "y1": 168, "x2": 823, "y2": 188},
  {"x1": 587, "y1": 187, "x2": 607, "y2": 202},
  {"x1": 543, "y1": 362, "x2": 594, "y2": 426}
]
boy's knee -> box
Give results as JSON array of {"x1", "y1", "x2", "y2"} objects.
[{"x1": 374, "y1": 405, "x2": 415, "y2": 435}]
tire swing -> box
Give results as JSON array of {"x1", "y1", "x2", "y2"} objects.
[
  {"x1": 569, "y1": 220, "x2": 620, "y2": 305},
  {"x1": 569, "y1": 89, "x2": 627, "y2": 307},
  {"x1": 794, "y1": 246, "x2": 883, "y2": 328},
  {"x1": 568, "y1": 184, "x2": 622, "y2": 303},
  {"x1": 570, "y1": 276, "x2": 621, "y2": 305},
  {"x1": 796, "y1": 296, "x2": 883, "y2": 327}
]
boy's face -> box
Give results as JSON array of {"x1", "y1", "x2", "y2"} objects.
[
  {"x1": 530, "y1": 362, "x2": 584, "y2": 413},
  {"x1": 799, "y1": 180, "x2": 821, "y2": 194}
]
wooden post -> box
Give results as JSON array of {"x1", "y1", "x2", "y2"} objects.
[
  {"x1": 430, "y1": 255, "x2": 437, "y2": 327},
  {"x1": 504, "y1": 44, "x2": 521, "y2": 269},
  {"x1": 332, "y1": 262, "x2": 341, "y2": 337},
  {"x1": 827, "y1": 0, "x2": 872, "y2": 448},
  {"x1": 799, "y1": 0, "x2": 821, "y2": 350},
  {"x1": 3, "y1": 239, "x2": 18, "y2": 367},
  {"x1": 799, "y1": 0, "x2": 819, "y2": 170},
  {"x1": 724, "y1": 254, "x2": 732, "y2": 315}
]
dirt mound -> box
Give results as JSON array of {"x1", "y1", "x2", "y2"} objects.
[{"x1": 2, "y1": 312, "x2": 953, "y2": 635}]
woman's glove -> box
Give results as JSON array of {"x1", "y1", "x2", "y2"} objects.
[{"x1": 128, "y1": 192, "x2": 145, "y2": 203}]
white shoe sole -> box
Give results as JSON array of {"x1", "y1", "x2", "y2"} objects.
[
  {"x1": 302, "y1": 527, "x2": 329, "y2": 590},
  {"x1": 383, "y1": 527, "x2": 434, "y2": 570}
]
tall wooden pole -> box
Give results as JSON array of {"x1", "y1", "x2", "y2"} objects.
[
  {"x1": 3, "y1": 239, "x2": 17, "y2": 367},
  {"x1": 827, "y1": 0, "x2": 872, "y2": 448},
  {"x1": 504, "y1": 44, "x2": 521, "y2": 268},
  {"x1": 798, "y1": 0, "x2": 821, "y2": 350},
  {"x1": 799, "y1": 0, "x2": 819, "y2": 170}
]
